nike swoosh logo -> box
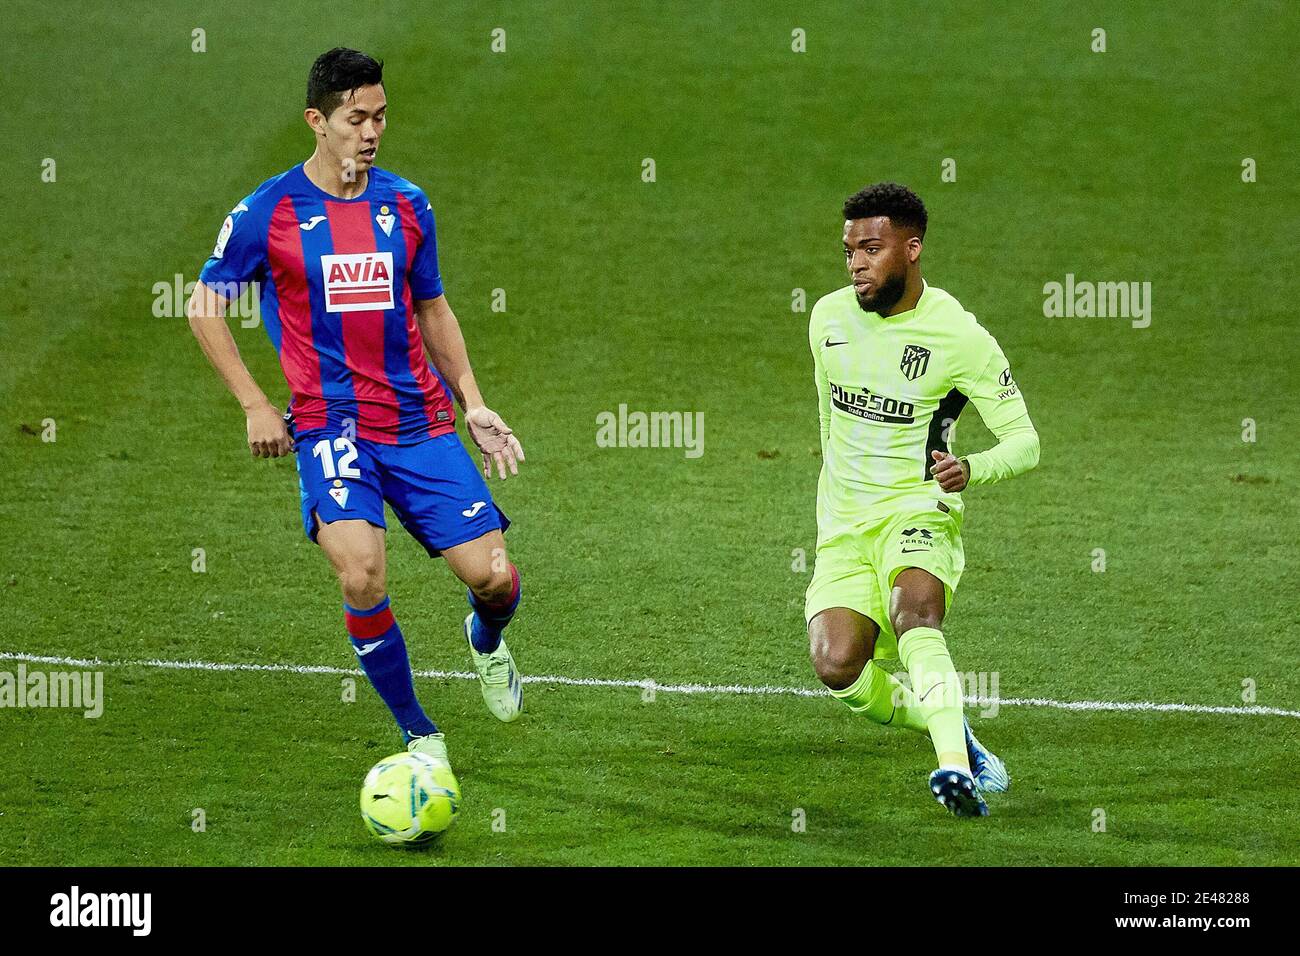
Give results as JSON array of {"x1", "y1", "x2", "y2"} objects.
[
  {"x1": 299, "y1": 216, "x2": 327, "y2": 231},
  {"x1": 919, "y1": 681, "x2": 944, "y2": 702},
  {"x1": 461, "y1": 501, "x2": 486, "y2": 518},
  {"x1": 901, "y1": 547, "x2": 930, "y2": 553},
  {"x1": 355, "y1": 640, "x2": 385, "y2": 656},
  {"x1": 823, "y1": 338, "x2": 849, "y2": 348}
]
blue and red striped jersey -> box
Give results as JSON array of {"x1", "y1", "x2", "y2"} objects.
[{"x1": 199, "y1": 163, "x2": 456, "y2": 444}]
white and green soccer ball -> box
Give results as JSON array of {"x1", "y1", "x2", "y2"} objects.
[{"x1": 360, "y1": 751, "x2": 461, "y2": 847}]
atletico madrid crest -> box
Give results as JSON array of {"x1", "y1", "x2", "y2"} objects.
[{"x1": 900, "y1": 344, "x2": 931, "y2": 381}]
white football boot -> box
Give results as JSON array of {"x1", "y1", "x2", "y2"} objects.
[
  {"x1": 964, "y1": 716, "x2": 1010, "y2": 793},
  {"x1": 407, "y1": 731, "x2": 450, "y2": 768},
  {"x1": 463, "y1": 612, "x2": 523, "y2": 722}
]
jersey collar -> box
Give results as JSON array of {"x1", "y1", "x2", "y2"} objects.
[
  {"x1": 869, "y1": 278, "x2": 929, "y2": 321},
  {"x1": 295, "y1": 161, "x2": 377, "y2": 203}
]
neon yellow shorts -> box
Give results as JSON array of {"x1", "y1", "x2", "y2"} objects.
[{"x1": 804, "y1": 504, "x2": 965, "y2": 662}]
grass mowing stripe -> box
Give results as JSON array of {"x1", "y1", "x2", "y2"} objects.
[{"x1": 3, "y1": 649, "x2": 1295, "y2": 719}]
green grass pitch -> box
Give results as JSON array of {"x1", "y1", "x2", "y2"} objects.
[{"x1": 2, "y1": 1, "x2": 1297, "y2": 866}]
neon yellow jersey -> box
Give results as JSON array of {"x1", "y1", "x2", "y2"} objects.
[{"x1": 809, "y1": 281, "x2": 1035, "y2": 541}]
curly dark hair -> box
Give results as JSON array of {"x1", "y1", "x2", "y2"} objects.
[
  {"x1": 307, "y1": 48, "x2": 384, "y2": 117},
  {"x1": 842, "y1": 182, "x2": 928, "y2": 238}
]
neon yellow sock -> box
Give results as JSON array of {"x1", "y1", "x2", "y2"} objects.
[
  {"x1": 897, "y1": 626, "x2": 969, "y2": 772},
  {"x1": 828, "y1": 662, "x2": 929, "y2": 734}
]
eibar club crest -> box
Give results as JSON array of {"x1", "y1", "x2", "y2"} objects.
[
  {"x1": 900, "y1": 344, "x2": 931, "y2": 381},
  {"x1": 375, "y1": 204, "x2": 396, "y2": 237}
]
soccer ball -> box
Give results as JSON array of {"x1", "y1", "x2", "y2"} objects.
[{"x1": 360, "y1": 751, "x2": 461, "y2": 847}]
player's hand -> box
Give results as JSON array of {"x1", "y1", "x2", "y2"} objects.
[
  {"x1": 246, "y1": 403, "x2": 293, "y2": 459},
  {"x1": 930, "y1": 450, "x2": 969, "y2": 492},
  {"x1": 466, "y1": 405, "x2": 525, "y2": 480}
]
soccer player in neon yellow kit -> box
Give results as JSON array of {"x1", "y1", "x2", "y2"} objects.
[{"x1": 806, "y1": 183, "x2": 1040, "y2": 817}]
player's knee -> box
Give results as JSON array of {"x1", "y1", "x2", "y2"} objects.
[
  {"x1": 467, "y1": 563, "x2": 515, "y2": 605},
  {"x1": 338, "y1": 556, "x2": 386, "y2": 607},
  {"x1": 809, "y1": 632, "x2": 867, "y2": 691},
  {"x1": 890, "y1": 570, "x2": 946, "y2": 636},
  {"x1": 891, "y1": 605, "x2": 944, "y2": 638}
]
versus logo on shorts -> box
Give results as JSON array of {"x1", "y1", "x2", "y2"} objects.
[
  {"x1": 321, "y1": 251, "x2": 395, "y2": 313},
  {"x1": 900, "y1": 527, "x2": 934, "y2": 553}
]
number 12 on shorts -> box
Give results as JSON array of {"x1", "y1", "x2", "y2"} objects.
[{"x1": 312, "y1": 437, "x2": 361, "y2": 479}]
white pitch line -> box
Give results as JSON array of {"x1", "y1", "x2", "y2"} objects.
[{"x1": 1, "y1": 650, "x2": 1297, "y2": 719}]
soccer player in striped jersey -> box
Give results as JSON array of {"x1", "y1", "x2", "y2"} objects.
[
  {"x1": 187, "y1": 49, "x2": 524, "y2": 773},
  {"x1": 805, "y1": 183, "x2": 1040, "y2": 817}
]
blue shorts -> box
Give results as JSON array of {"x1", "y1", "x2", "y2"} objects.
[{"x1": 293, "y1": 429, "x2": 509, "y2": 557}]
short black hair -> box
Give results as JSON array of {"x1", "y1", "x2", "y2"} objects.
[
  {"x1": 307, "y1": 47, "x2": 384, "y2": 117},
  {"x1": 842, "y1": 182, "x2": 928, "y2": 238}
]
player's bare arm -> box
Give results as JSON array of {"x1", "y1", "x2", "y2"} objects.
[
  {"x1": 186, "y1": 279, "x2": 292, "y2": 459},
  {"x1": 414, "y1": 293, "x2": 525, "y2": 480}
]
